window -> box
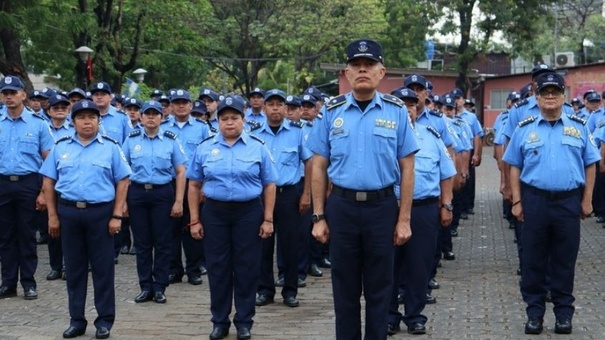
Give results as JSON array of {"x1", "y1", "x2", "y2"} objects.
[{"x1": 490, "y1": 89, "x2": 513, "y2": 110}]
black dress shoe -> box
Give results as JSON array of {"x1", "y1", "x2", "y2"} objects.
[
  {"x1": 467, "y1": 208, "x2": 475, "y2": 215},
  {"x1": 443, "y1": 252, "x2": 456, "y2": 260},
  {"x1": 95, "y1": 326, "x2": 110, "y2": 339},
  {"x1": 236, "y1": 327, "x2": 251, "y2": 340},
  {"x1": 128, "y1": 246, "x2": 136, "y2": 255},
  {"x1": 450, "y1": 229, "x2": 458, "y2": 237},
  {"x1": 209, "y1": 326, "x2": 229, "y2": 339},
  {"x1": 397, "y1": 293, "x2": 404, "y2": 304},
  {"x1": 168, "y1": 274, "x2": 183, "y2": 284},
  {"x1": 37, "y1": 235, "x2": 48, "y2": 245},
  {"x1": 318, "y1": 258, "x2": 331, "y2": 268},
  {"x1": 120, "y1": 245, "x2": 129, "y2": 254},
  {"x1": 200, "y1": 265, "x2": 208, "y2": 275},
  {"x1": 460, "y1": 212, "x2": 469, "y2": 220},
  {"x1": 62, "y1": 326, "x2": 85, "y2": 338},
  {"x1": 554, "y1": 318, "x2": 572, "y2": 334},
  {"x1": 283, "y1": 296, "x2": 299, "y2": 307},
  {"x1": 407, "y1": 322, "x2": 426, "y2": 335},
  {"x1": 153, "y1": 291, "x2": 167, "y2": 304},
  {"x1": 255, "y1": 294, "x2": 274, "y2": 306},
  {"x1": 23, "y1": 287, "x2": 38, "y2": 300},
  {"x1": 47, "y1": 269, "x2": 62, "y2": 280},
  {"x1": 188, "y1": 275, "x2": 203, "y2": 285},
  {"x1": 134, "y1": 290, "x2": 153, "y2": 303},
  {"x1": 308, "y1": 264, "x2": 323, "y2": 277},
  {"x1": 298, "y1": 278, "x2": 307, "y2": 287},
  {"x1": 387, "y1": 322, "x2": 400, "y2": 335},
  {"x1": 425, "y1": 293, "x2": 436, "y2": 304},
  {"x1": 275, "y1": 277, "x2": 284, "y2": 287},
  {"x1": 524, "y1": 317, "x2": 543, "y2": 334},
  {"x1": 428, "y1": 279, "x2": 440, "y2": 290},
  {"x1": 596, "y1": 215, "x2": 605, "y2": 223},
  {"x1": 114, "y1": 257, "x2": 118, "y2": 264},
  {"x1": 545, "y1": 291, "x2": 552, "y2": 303}
]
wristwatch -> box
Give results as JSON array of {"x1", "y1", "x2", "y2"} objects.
[
  {"x1": 311, "y1": 214, "x2": 326, "y2": 223},
  {"x1": 441, "y1": 203, "x2": 454, "y2": 211},
  {"x1": 461, "y1": 173, "x2": 469, "y2": 179}
]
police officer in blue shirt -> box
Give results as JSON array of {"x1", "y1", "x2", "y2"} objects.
[
  {"x1": 124, "y1": 98, "x2": 142, "y2": 134},
  {"x1": 253, "y1": 90, "x2": 313, "y2": 309},
  {"x1": 0, "y1": 76, "x2": 54, "y2": 300},
  {"x1": 122, "y1": 100, "x2": 188, "y2": 304},
  {"x1": 585, "y1": 92, "x2": 604, "y2": 132},
  {"x1": 187, "y1": 96, "x2": 277, "y2": 340},
  {"x1": 190, "y1": 100, "x2": 209, "y2": 121},
  {"x1": 503, "y1": 73, "x2": 600, "y2": 335},
  {"x1": 246, "y1": 87, "x2": 266, "y2": 124},
  {"x1": 40, "y1": 99, "x2": 131, "y2": 339},
  {"x1": 68, "y1": 88, "x2": 87, "y2": 105},
  {"x1": 163, "y1": 89, "x2": 210, "y2": 285},
  {"x1": 150, "y1": 89, "x2": 163, "y2": 101},
  {"x1": 387, "y1": 88, "x2": 456, "y2": 336},
  {"x1": 307, "y1": 39, "x2": 419, "y2": 340},
  {"x1": 90, "y1": 82, "x2": 129, "y2": 144},
  {"x1": 199, "y1": 88, "x2": 220, "y2": 132},
  {"x1": 28, "y1": 90, "x2": 48, "y2": 115}
]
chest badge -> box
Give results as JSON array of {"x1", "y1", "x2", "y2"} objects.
[
  {"x1": 133, "y1": 145, "x2": 142, "y2": 152},
  {"x1": 61, "y1": 153, "x2": 69, "y2": 159},
  {"x1": 528, "y1": 132, "x2": 538, "y2": 143},
  {"x1": 333, "y1": 117, "x2": 344, "y2": 128},
  {"x1": 211, "y1": 148, "x2": 220, "y2": 156}
]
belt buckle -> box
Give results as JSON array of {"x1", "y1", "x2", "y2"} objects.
[
  {"x1": 76, "y1": 202, "x2": 87, "y2": 209},
  {"x1": 9, "y1": 176, "x2": 19, "y2": 182},
  {"x1": 144, "y1": 184, "x2": 153, "y2": 190},
  {"x1": 355, "y1": 192, "x2": 368, "y2": 202}
]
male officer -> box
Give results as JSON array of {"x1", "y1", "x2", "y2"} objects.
[
  {"x1": 246, "y1": 87, "x2": 266, "y2": 124},
  {"x1": 585, "y1": 92, "x2": 604, "y2": 132},
  {"x1": 307, "y1": 39, "x2": 419, "y2": 340},
  {"x1": 503, "y1": 73, "x2": 600, "y2": 335},
  {"x1": 163, "y1": 89, "x2": 210, "y2": 285},
  {"x1": 28, "y1": 90, "x2": 47, "y2": 115},
  {"x1": 90, "y1": 82, "x2": 129, "y2": 144},
  {"x1": 199, "y1": 88, "x2": 220, "y2": 132},
  {"x1": 387, "y1": 88, "x2": 456, "y2": 336},
  {"x1": 0, "y1": 76, "x2": 54, "y2": 300},
  {"x1": 67, "y1": 88, "x2": 87, "y2": 105},
  {"x1": 255, "y1": 90, "x2": 312, "y2": 308},
  {"x1": 40, "y1": 99, "x2": 131, "y2": 339},
  {"x1": 124, "y1": 98, "x2": 142, "y2": 134}
]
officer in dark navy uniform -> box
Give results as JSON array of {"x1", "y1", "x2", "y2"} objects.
[
  {"x1": 503, "y1": 73, "x2": 600, "y2": 335},
  {"x1": 0, "y1": 76, "x2": 54, "y2": 300},
  {"x1": 307, "y1": 39, "x2": 419, "y2": 340},
  {"x1": 40, "y1": 100, "x2": 131, "y2": 339},
  {"x1": 187, "y1": 96, "x2": 277, "y2": 340},
  {"x1": 122, "y1": 100, "x2": 187, "y2": 304}
]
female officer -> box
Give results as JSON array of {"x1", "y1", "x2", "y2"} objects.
[
  {"x1": 187, "y1": 96, "x2": 277, "y2": 340},
  {"x1": 122, "y1": 100, "x2": 187, "y2": 304},
  {"x1": 40, "y1": 100, "x2": 131, "y2": 339}
]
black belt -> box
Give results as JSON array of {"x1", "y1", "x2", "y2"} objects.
[
  {"x1": 58, "y1": 198, "x2": 111, "y2": 209},
  {"x1": 206, "y1": 198, "x2": 259, "y2": 209},
  {"x1": 276, "y1": 183, "x2": 299, "y2": 193},
  {"x1": 131, "y1": 182, "x2": 171, "y2": 190},
  {"x1": 331, "y1": 185, "x2": 394, "y2": 202},
  {"x1": 0, "y1": 173, "x2": 37, "y2": 182},
  {"x1": 522, "y1": 183, "x2": 583, "y2": 201},
  {"x1": 412, "y1": 197, "x2": 439, "y2": 207}
]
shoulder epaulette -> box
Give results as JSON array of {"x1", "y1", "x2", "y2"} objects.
[
  {"x1": 164, "y1": 130, "x2": 177, "y2": 140},
  {"x1": 597, "y1": 120, "x2": 605, "y2": 129},
  {"x1": 514, "y1": 99, "x2": 529, "y2": 108},
  {"x1": 209, "y1": 125, "x2": 218, "y2": 133},
  {"x1": 426, "y1": 125, "x2": 441, "y2": 138},
  {"x1": 55, "y1": 135, "x2": 71, "y2": 144},
  {"x1": 128, "y1": 129, "x2": 141, "y2": 137},
  {"x1": 101, "y1": 135, "x2": 119, "y2": 144},
  {"x1": 31, "y1": 112, "x2": 45, "y2": 120},
  {"x1": 500, "y1": 109, "x2": 509, "y2": 115},
  {"x1": 517, "y1": 116, "x2": 536, "y2": 127},
  {"x1": 452, "y1": 120, "x2": 463, "y2": 126},
  {"x1": 195, "y1": 118, "x2": 206, "y2": 124},
  {"x1": 316, "y1": 113, "x2": 323, "y2": 120},
  {"x1": 429, "y1": 109, "x2": 443, "y2": 117},
  {"x1": 289, "y1": 120, "x2": 304, "y2": 128},
  {"x1": 326, "y1": 95, "x2": 346, "y2": 110},
  {"x1": 564, "y1": 102, "x2": 572, "y2": 107},
  {"x1": 199, "y1": 135, "x2": 214, "y2": 145},
  {"x1": 116, "y1": 110, "x2": 127, "y2": 115},
  {"x1": 247, "y1": 120, "x2": 262, "y2": 131},
  {"x1": 567, "y1": 114, "x2": 587, "y2": 125},
  {"x1": 249, "y1": 135, "x2": 265, "y2": 144},
  {"x1": 381, "y1": 94, "x2": 404, "y2": 107}
]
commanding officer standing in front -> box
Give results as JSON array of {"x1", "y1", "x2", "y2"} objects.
[
  {"x1": 503, "y1": 73, "x2": 600, "y2": 335},
  {"x1": 307, "y1": 39, "x2": 419, "y2": 340},
  {"x1": 40, "y1": 100, "x2": 131, "y2": 339},
  {"x1": 122, "y1": 100, "x2": 187, "y2": 304},
  {"x1": 0, "y1": 76, "x2": 54, "y2": 300},
  {"x1": 187, "y1": 96, "x2": 277, "y2": 340}
]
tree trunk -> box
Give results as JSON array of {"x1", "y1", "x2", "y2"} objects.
[{"x1": 0, "y1": 27, "x2": 32, "y2": 93}]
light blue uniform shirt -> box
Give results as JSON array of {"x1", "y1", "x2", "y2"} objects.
[
  {"x1": 48, "y1": 120, "x2": 74, "y2": 142},
  {"x1": 39, "y1": 134, "x2": 132, "y2": 203},
  {"x1": 122, "y1": 129, "x2": 188, "y2": 185},
  {"x1": 586, "y1": 108, "x2": 605, "y2": 133},
  {"x1": 99, "y1": 106, "x2": 129, "y2": 144},
  {"x1": 503, "y1": 95, "x2": 575, "y2": 139},
  {"x1": 417, "y1": 108, "x2": 454, "y2": 148},
  {"x1": 251, "y1": 120, "x2": 313, "y2": 186},
  {"x1": 575, "y1": 107, "x2": 589, "y2": 120},
  {"x1": 492, "y1": 111, "x2": 510, "y2": 146},
  {"x1": 208, "y1": 116, "x2": 219, "y2": 134},
  {"x1": 162, "y1": 116, "x2": 210, "y2": 161},
  {"x1": 458, "y1": 109, "x2": 484, "y2": 145},
  {"x1": 0, "y1": 108, "x2": 54, "y2": 175},
  {"x1": 593, "y1": 122, "x2": 605, "y2": 147},
  {"x1": 186, "y1": 133, "x2": 277, "y2": 201},
  {"x1": 245, "y1": 109, "x2": 267, "y2": 125},
  {"x1": 444, "y1": 116, "x2": 467, "y2": 153},
  {"x1": 307, "y1": 92, "x2": 419, "y2": 190},
  {"x1": 503, "y1": 112, "x2": 600, "y2": 191}
]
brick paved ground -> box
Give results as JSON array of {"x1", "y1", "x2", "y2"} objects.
[{"x1": 1, "y1": 147, "x2": 605, "y2": 339}]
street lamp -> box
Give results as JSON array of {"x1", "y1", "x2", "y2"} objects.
[
  {"x1": 74, "y1": 46, "x2": 93, "y2": 89},
  {"x1": 133, "y1": 68, "x2": 147, "y2": 83}
]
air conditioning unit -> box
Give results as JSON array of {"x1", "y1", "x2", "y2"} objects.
[{"x1": 555, "y1": 52, "x2": 575, "y2": 67}]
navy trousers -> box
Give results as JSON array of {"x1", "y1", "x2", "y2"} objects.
[
  {"x1": 128, "y1": 183, "x2": 174, "y2": 293},
  {"x1": 59, "y1": 201, "x2": 115, "y2": 330},
  {"x1": 0, "y1": 174, "x2": 39, "y2": 289},
  {"x1": 327, "y1": 193, "x2": 398, "y2": 340},
  {"x1": 202, "y1": 198, "x2": 263, "y2": 329},
  {"x1": 520, "y1": 188, "x2": 581, "y2": 320}
]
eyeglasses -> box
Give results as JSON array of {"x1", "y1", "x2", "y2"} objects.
[{"x1": 538, "y1": 89, "x2": 563, "y2": 97}]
